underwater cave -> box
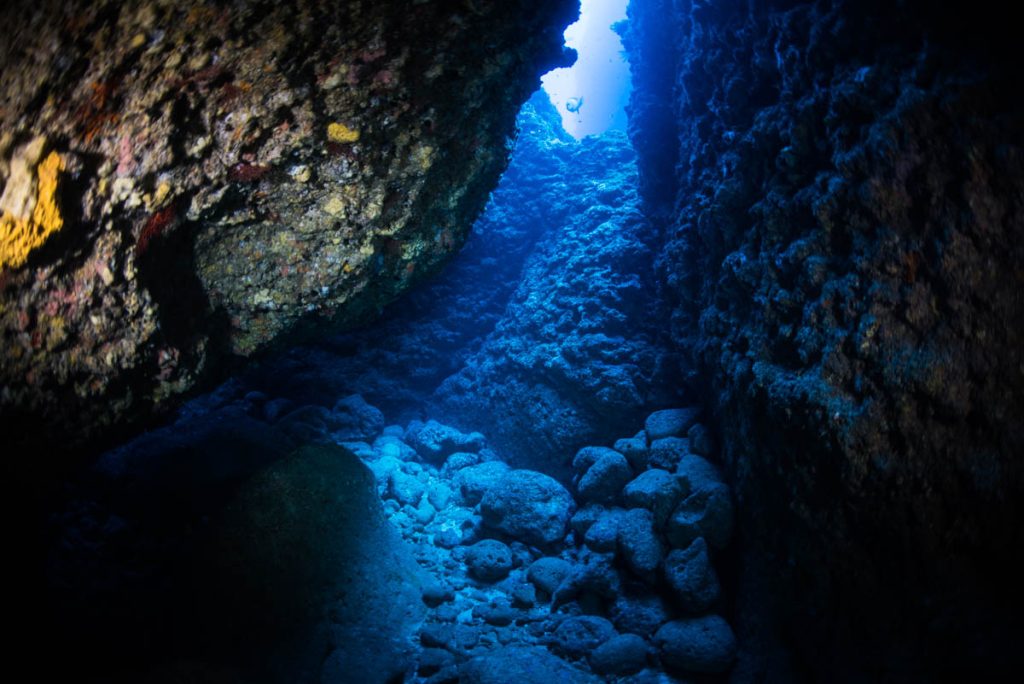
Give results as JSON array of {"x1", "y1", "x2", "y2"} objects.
[{"x1": 1, "y1": 0, "x2": 1022, "y2": 682}]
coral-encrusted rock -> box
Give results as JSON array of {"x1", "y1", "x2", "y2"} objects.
[
  {"x1": 432, "y1": 120, "x2": 683, "y2": 478},
  {"x1": 0, "y1": 0, "x2": 579, "y2": 454},
  {"x1": 480, "y1": 469, "x2": 574, "y2": 547}
]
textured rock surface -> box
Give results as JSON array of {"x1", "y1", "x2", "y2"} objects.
[
  {"x1": 480, "y1": 468, "x2": 574, "y2": 548},
  {"x1": 460, "y1": 645, "x2": 600, "y2": 684},
  {"x1": 432, "y1": 99, "x2": 683, "y2": 477},
  {"x1": 45, "y1": 442, "x2": 424, "y2": 681},
  {"x1": 625, "y1": 0, "x2": 1024, "y2": 679},
  {"x1": 0, "y1": 0, "x2": 577, "y2": 454},
  {"x1": 231, "y1": 91, "x2": 683, "y2": 478},
  {"x1": 30, "y1": 395, "x2": 735, "y2": 681}
]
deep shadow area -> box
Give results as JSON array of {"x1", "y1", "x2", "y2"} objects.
[{"x1": 37, "y1": 440, "x2": 424, "y2": 682}]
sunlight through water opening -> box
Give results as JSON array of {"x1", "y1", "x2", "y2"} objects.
[{"x1": 541, "y1": 0, "x2": 632, "y2": 139}]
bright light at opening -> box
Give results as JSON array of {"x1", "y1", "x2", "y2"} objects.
[{"x1": 541, "y1": 0, "x2": 632, "y2": 139}]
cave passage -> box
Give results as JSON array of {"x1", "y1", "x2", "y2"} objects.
[
  {"x1": 4, "y1": 0, "x2": 1023, "y2": 682},
  {"x1": 34, "y1": 5, "x2": 721, "y2": 682}
]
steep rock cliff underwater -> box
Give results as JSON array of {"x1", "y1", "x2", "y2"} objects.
[
  {"x1": 624, "y1": 0, "x2": 1024, "y2": 680},
  {"x1": 0, "y1": 0, "x2": 578, "y2": 456}
]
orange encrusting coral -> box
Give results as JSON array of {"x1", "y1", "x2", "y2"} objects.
[{"x1": 0, "y1": 151, "x2": 66, "y2": 270}]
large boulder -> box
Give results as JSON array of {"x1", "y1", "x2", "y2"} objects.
[{"x1": 480, "y1": 469, "x2": 574, "y2": 547}]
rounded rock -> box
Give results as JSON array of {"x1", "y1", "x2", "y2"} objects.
[
  {"x1": 589, "y1": 633, "x2": 649, "y2": 675},
  {"x1": 453, "y1": 461, "x2": 510, "y2": 506},
  {"x1": 572, "y1": 446, "x2": 621, "y2": 476},
  {"x1": 664, "y1": 537, "x2": 721, "y2": 613},
  {"x1": 648, "y1": 436, "x2": 691, "y2": 471},
  {"x1": 622, "y1": 468, "x2": 684, "y2": 525},
  {"x1": 614, "y1": 432, "x2": 650, "y2": 471},
  {"x1": 583, "y1": 509, "x2": 623, "y2": 552},
  {"x1": 577, "y1": 451, "x2": 632, "y2": 503},
  {"x1": 527, "y1": 556, "x2": 574, "y2": 597},
  {"x1": 480, "y1": 469, "x2": 574, "y2": 547},
  {"x1": 550, "y1": 615, "x2": 617, "y2": 659},
  {"x1": 465, "y1": 539, "x2": 513, "y2": 582},
  {"x1": 666, "y1": 483, "x2": 735, "y2": 550},
  {"x1": 654, "y1": 615, "x2": 737, "y2": 674},
  {"x1": 617, "y1": 508, "x2": 663, "y2": 582},
  {"x1": 644, "y1": 408, "x2": 700, "y2": 442}
]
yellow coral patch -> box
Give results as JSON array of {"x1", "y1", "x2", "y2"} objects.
[
  {"x1": 323, "y1": 196, "x2": 347, "y2": 217},
  {"x1": 0, "y1": 151, "x2": 65, "y2": 270},
  {"x1": 327, "y1": 122, "x2": 360, "y2": 143}
]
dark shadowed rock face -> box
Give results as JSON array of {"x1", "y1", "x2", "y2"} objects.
[
  {"x1": 0, "y1": 0, "x2": 577, "y2": 454},
  {"x1": 47, "y1": 442, "x2": 425, "y2": 682},
  {"x1": 626, "y1": 0, "x2": 1024, "y2": 680}
]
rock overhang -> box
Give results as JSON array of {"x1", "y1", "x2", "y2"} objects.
[{"x1": 0, "y1": 0, "x2": 581, "y2": 455}]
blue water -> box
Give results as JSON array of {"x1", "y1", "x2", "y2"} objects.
[{"x1": 542, "y1": 0, "x2": 632, "y2": 138}]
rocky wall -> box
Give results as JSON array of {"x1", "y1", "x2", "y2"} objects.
[
  {"x1": 230, "y1": 93, "x2": 684, "y2": 480},
  {"x1": 0, "y1": 0, "x2": 578, "y2": 456},
  {"x1": 431, "y1": 97, "x2": 683, "y2": 479},
  {"x1": 625, "y1": 0, "x2": 1024, "y2": 680}
]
